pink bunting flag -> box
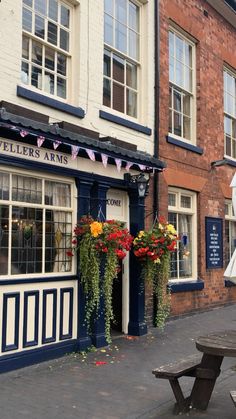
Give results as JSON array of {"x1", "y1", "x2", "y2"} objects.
[
  {"x1": 71, "y1": 145, "x2": 80, "y2": 160},
  {"x1": 86, "y1": 149, "x2": 95, "y2": 161},
  {"x1": 37, "y1": 136, "x2": 45, "y2": 148},
  {"x1": 115, "y1": 158, "x2": 122, "y2": 172},
  {"x1": 53, "y1": 140, "x2": 62, "y2": 150},
  {"x1": 138, "y1": 164, "x2": 146, "y2": 171},
  {"x1": 101, "y1": 154, "x2": 108, "y2": 168},
  {"x1": 20, "y1": 130, "x2": 29, "y2": 137},
  {"x1": 125, "y1": 162, "x2": 133, "y2": 171}
]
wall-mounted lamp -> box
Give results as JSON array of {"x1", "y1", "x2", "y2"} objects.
[
  {"x1": 124, "y1": 173, "x2": 150, "y2": 198},
  {"x1": 211, "y1": 158, "x2": 229, "y2": 168}
]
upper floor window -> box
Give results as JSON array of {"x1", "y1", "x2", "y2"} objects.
[
  {"x1": 225, "y1": 200, "x2": 236, "y2": 267},
  {"x1": 21, "y1": 0, "x2": 72, "y2": 99},
  {"x1": 169, "y1": 29, "x2": 195, "y2": 143},
  {"x1": 224, "y1": 69, "x2": 236, "y2": 159},
  {"x1": 0, "y1": 170, "x2": 74, "y2": 277},
  {"x1": 103, "y1": 0, "x2": 140, "y2": 118},
  {"x1": 168, "y1": 188, "x2": 197, "y2": 281}
]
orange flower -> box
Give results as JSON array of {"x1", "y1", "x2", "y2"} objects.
[{"x1": 90, "y1": 221, "x2": 103, "y2": 237}]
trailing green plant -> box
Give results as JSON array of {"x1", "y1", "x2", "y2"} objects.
[
  {"x1": 67, "y1": 216, "x2": 133, "y2": 343},
  {"x1": 133, "y1": 217, "x2": 178, "y2": 329}
]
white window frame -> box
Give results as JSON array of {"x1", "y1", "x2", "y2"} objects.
[
  {"x1": 225, "y1": 199, "x2": 236, "y2": 267},
  {"x1": 0, "y1": 167, "x2": 76, "y2": 279},
  {"x1": 168, "y1": 187, "x2": 197, "y2": 282},
  {"x1": 224, "y1": 67, "x2": 236, "y2": 160},
  {"x1": 21, "y1": 0, "x2": 73, "y2": 101},
  {"x1": 103, "y1": 0, "x2": 141, "y2": 119},
  {"x1": 169, "y1": 26, "x2": 196, "y2": 144}
]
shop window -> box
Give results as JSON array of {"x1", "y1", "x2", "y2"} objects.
[
  {"x1": 169, "y1": 28, "x2": 195, "y2": 143},
  {"x1": 0, "y1": 171, "x2": 74, "y2": 277},
  {"x1": 224, "y1": 68, "x2": 236, "y2": 159},
  {"x1": 168, "y1": 188, "x2": 197, "y2": 281},
  {"x1": 225, "y1": 200, "x2": 236, "y2": 267},
  {"x1": 103, "y1": 0, "x2": 139, "y2": 118},
  {"x1": 21, "y1": 0, "x2": 72, "y2": 99}
]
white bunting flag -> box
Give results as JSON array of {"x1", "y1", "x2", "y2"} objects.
[
  {"x1": 138, "y1": 164, "x2": 146, "y2": 171},
  {"x1": 86, "y1": 149, "x2": 95, "y2": 161},
  {"x1": 37, "y1": 136, "x2": 45, "y2": 148},
  {"x1": 53, "y1": 140, "x2": 62, "y2": 150},
  {"x1": 101, "y1": 153, "x2": 108, "y2": 168},
  {"x1": 20, "y1": 130, "x2": 29, "y2": 137},
  {"x1": 115, "y1": 158, "x2": 122, "y2": 172},
  {"x1": 71, "y1": 145, "x2": 80, "y2": 160},
  {"x1": 125, "y1": 162, "x2": 133, "y2": 171}
]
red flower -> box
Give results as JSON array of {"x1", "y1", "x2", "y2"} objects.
[
  {"x1": 66, "y1": 250, "x2": 74, "y2": 257},
  {"x1": 115, "y1": 249, "x2": 126, "y2": 259}
]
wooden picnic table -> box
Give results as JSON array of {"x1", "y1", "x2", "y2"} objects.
[{"x1": 190, "y1": 329, "x2": 236, "y2": 410}]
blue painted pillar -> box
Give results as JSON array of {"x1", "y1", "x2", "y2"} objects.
[
  {"x1": 75, "y1": 179, "x2": 93, "y2": 351},
  {"x1": 128, "y1": 188, "x2": 147, "y2": 336},
  {"x1": 90, "y1": 181, "x2": 110, "y2": 347}
]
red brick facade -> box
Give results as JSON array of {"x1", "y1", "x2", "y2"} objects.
[{"x1": 154, "y1": 0, "x2": 236, "y2": 317}]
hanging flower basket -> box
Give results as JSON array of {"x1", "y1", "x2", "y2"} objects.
[
  {"x1": 67, "y1": 215, "x2": 133, "y2": 343},
  {"x1": 133, "y1": 217, "x2": 178, "y2": 329}
]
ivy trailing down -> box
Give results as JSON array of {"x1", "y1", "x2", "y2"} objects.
[
  {"x1": 133, "y1": 217, "x2": 178, "y2": 329},
  {"x1": 67, "y1": 216, "x2": 133, "y2": 343}
]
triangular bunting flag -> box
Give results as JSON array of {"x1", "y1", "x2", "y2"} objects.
[
  {"x1": 101, "y1": 154, "x2": 108, "y2": 168},
  {"x1": 86, "y1": 149, "x2": 95, "y2": 161},
  {"x1": 115, "y1": 158, "x2": 122, "y2": 172},
  {"x1": 71, "y1": 145, "x2": 80, "y2": 160},
  {"x1": 37, "y1": 136, "x2": 45, "y2": 148},
  {"x1": 125, "y1": 162, "x2": 133, "y2": 171},
  {"x1": 53, "y1": 140, "x2": 62, "y2": 150},
  {"x1": 138, "y1": 164, "x2": 146, "y2": 171},
  {"x1": 20, "y1": 130, "x2": 29, "y2": 137}
]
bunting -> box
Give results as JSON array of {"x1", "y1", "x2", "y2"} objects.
[
  {"x1": 71, "y1": 145, "x2": 80, "y2": 160},
  {"x1": 115, "y1": 158, "x2": 122, "y2": 172},
  {"x1": 86, "y1": 149, "x2": 96, "y2": 161},
  {"x1": 101, "y1": 153, "x2": 108, "y2": 168},
  {"x1": 20, "y1": 130, "x2": 29, "y2": 137},
  {"x1": 53, "y1": 139, "x2": 62, "y2": 150},
  {"x1": 37, "y1": 136, "x2": 45, "y2": 148}
]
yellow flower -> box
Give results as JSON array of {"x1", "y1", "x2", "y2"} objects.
[
  {"x1": 166, "y1": 223, "x2": 177, "y2": 235},
  {"x1": 154, "y1": 258, "x2": 161, "y2": 264},
  {"x1": 138, "y1": 230, "x2": 145, "y2": 238},
  {"x1": 90, "y1": 221, "x2": 103, "y2": 237}
]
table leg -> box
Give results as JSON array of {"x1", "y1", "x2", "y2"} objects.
[{"x1": 190, "y1": 354, "x2": 223, "y2": 410}]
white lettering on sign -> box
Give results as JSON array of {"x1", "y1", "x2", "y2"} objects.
[
  {"x1": 106, "y1": 199, "x2": 121, "y2": 207},
  {"x1": 0, "y1": 139, "x2": 68, "y2": 165}
]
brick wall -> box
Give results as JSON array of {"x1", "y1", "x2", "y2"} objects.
[{"x1": 147, "y1": 0, "x2": 236, "y2": 321}]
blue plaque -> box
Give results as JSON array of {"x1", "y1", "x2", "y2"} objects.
[{"x1": 205, "y1": 217, "x2": 223, "y2": 269}]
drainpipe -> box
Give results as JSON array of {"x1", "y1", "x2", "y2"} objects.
[{"x1": 153, "y1": 0, "x2": 160, "y2": 219}]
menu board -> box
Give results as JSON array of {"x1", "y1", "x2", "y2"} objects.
[{"x1": 205, "y1": 217, "x2": 223, "y2": 269}]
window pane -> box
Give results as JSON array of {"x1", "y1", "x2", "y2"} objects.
[
  {"x1": 61, "y1": 5, "x2": 70, "y2": 28},
  {"x1": 126, "y1": 62, "x2": 137, "y2": 89},
  {"x1": 23, "y1": 0, "x2": 32, "y2": 6},
  {"x1": 113, "y1": 54, "x2": 124, "y2": 83},
  {"x1": 169, "y1": 56, "x2": 174, "y2": 83},
  {"x1": 60, "y1": 28, "x2": 69, "y2": 51},
  {"x1": 185, "y1": 67, "x2": 192, "y2": 92},
  {"x1": 129, "y1": 30, "x2": 139, "y2": 60},
  {"x1": 104, "y1": 49, "x2": 111, "y2": 77},
  {"x1": 35, "y1": 0, "x2": 47, "y2": 15},
  {"x1": 0, "y1": 173, "x2": 9, "y2": 200},
  {"x1": 21, "y1": 62, "x2": 29, "y2": 84},
  {"x1": 105, "y1": 0, "x2": 113, "y2": 15},
  {"x1": 168, "y1": 193, "x2": 176, "y2": 206},
  {"x1": 168, "y1": 109, "x2": 172, "y2": 133},
  {"x1": 45, "y1": 72, "x2": 54, "y2": 94},
  {"x1": 226, "y1": 93, "x2": 235, "y2": 116},
  {"x1": 129, "y1": 2, "x2": 139, "y2": 31},
  {"x1": 183, "y1": 94, "x2": 190, "y2": 116},
  {"x1": 174, "y1": 112, "x2": 181, "y2": 136},
  {"x1": 225, "y1": 135, "x2": 231, "y2": 156},
  {"x1": 183, "y1": 116, "x2": 191, "y2": 140},
  {"x1": 23, "y1": 8, "x2": 32, "y2": 32},
  {"x1": 224, "y1": 116, "x2": 231, "y2": 135},
  {"x1": 57, "y1": 53, "x2": 66, "y2": 76},
  {"x1": 45, "y1": 47, "x2": 55, "y2": 71},
  {"x1": 11, "y1": 207, "x2": 43, "y2": 274},
  {"x1": 103, "y1": 78, "x2": 111, "y2": 107},
  {"x1": 176, "y1": 60, "x2": 184, "y2": 87},
  {"x1": 32, "y1": 41, "x2": 42, "y2": 66},
  {"x1": 104, "y1": 14, "x2": 113, "y2": 45},
  {"x1": 31, "y1": 66, "x2": 42, "y2": 89},
  {"x1": 176, "y1": 35, "x2": 184, "y2": 62},
  {"x1": 45, "y1": 182, "x2": 71, "y2": 207},
  {"x1": 173, "y1": 90, "x2": 181, "y2": 112},
  {"x1": 185, "y1": 44, "x2": 192, "y2": 67},
  {"x1": 22, "y1": 36, "x2": 29, "y2": 60},
  {"x1": 12, "y1": 176, "x2": 42, "y2": 204},
  {"x1": 127, "y1": 89, "x2": 137, "y2": 117},
  {"x1": 113, "y1": 83, "x2": 124, "y2": 113},
  {"x1": 169, "y1": 31, "x2": 174, "y2": 57},
  {"x1": 115, "y1": 0, "x2": 127, "y2": 24},
  {"x1": 35, "y1": 15, "x2": 45, "y2": 38},
  {"x1": 115, "y1": 21, "x2": 126, "y2": 54},
  {"x1": 48, "y1": 21, "x2": 57, "y2": 45},
  {"x1": 57, "y1": 77, "x2": 66, "y2": 98},
  {"x1": 0, "y1": 206, "x2": 9, "y2": 275},
  {"x1": 49, "y1": 0, "x2": 58, "y2": 21},
  {"x1": 181, "y1": 195, "x2": 191, "y2": 208}
]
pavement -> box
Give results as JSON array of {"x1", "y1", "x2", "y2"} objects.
[{"x1": 2, "y1": 304, "x2": 236, "y2": 419}]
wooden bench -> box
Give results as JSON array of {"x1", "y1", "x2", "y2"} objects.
[
  {"x1": 230, "y1": 391, "x2": 236, "y2": 407},
  {"x1": 152, "y1": 354, "x2": 202, "y2": 413}
]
